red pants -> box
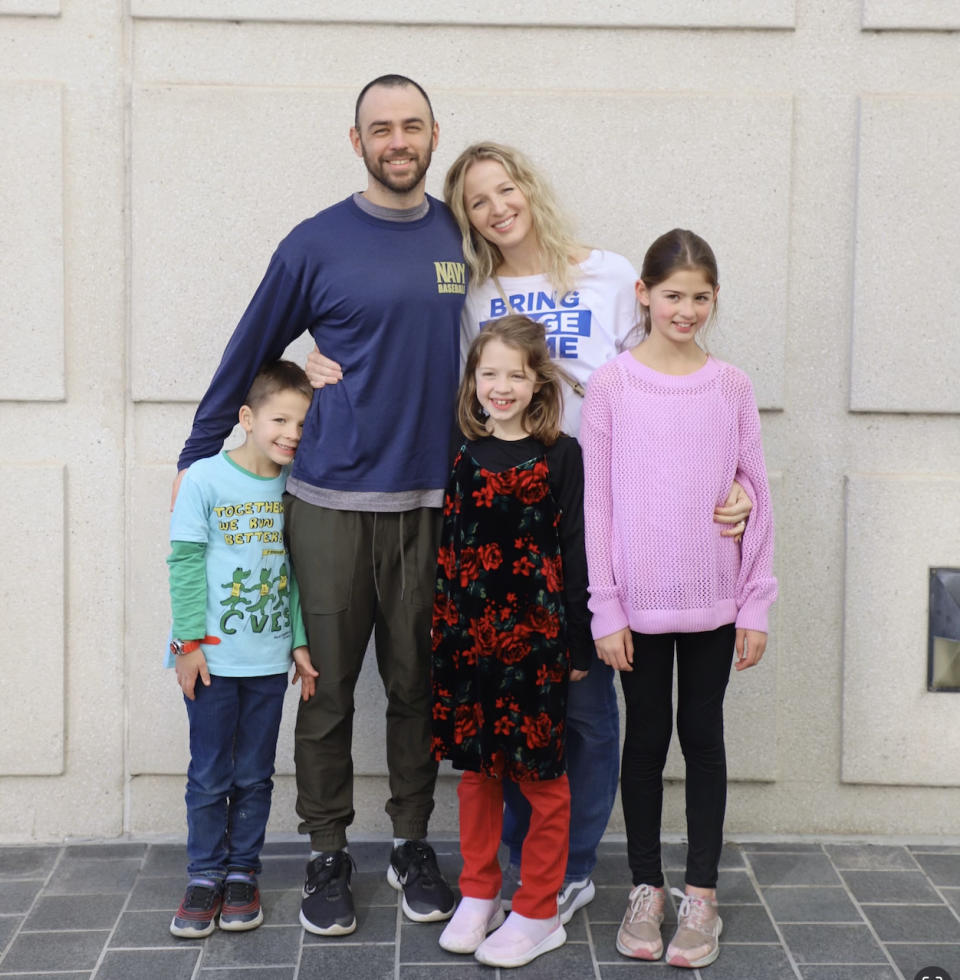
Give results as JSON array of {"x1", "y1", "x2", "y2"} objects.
[{"x1": 457, "y1": 766, "x2": 570, "y2": 919}]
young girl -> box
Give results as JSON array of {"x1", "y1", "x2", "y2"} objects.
[
  {"x1": 431, "y1": 314, "x2": 592, "y2": 968},
  {"x1": 581, "y1": 229, "x2": 777, "y2": 969}
]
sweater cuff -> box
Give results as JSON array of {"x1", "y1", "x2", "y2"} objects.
[
  {"x1": 735, "y1": 601, "x2": 769, "y2": 634},
  {"x1": 588, "y1": 598, "x2": 629, "y2": 641}
]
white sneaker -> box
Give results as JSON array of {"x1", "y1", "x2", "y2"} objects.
[
  {"x1": 474, "y1": 911, "x2": 566, "y2": 968},
  {"x1": 438, "y1": 897, "x2": 505, "y2": 954}
]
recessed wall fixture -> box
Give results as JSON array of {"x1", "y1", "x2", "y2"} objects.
[{"x1": 928, "y1": 567, "x2": 960, "y2": 692}]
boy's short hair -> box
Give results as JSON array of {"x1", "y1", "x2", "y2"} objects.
[{"x1": 244, "y1": 360, "x2": 313, "y2": 410}]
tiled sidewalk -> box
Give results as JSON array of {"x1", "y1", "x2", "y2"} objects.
[{"x1": 1, "y1": 837, "x2": 959, "y2": 979}]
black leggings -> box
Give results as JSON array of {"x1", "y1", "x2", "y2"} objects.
[{"x1": 619, "y1": 624, "x2": 736, "y2": 889}]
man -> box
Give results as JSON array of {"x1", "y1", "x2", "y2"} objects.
[{"x1": 172, "y1": 75, "x2": 466, "y2": 936}]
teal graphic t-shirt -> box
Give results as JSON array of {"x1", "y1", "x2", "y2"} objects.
[{"x1": 166, "y1": 452, "x2": 297, "y2": 676}]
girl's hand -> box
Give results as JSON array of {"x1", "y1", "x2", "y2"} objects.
[
  {"x1": 595, "y1": 628, "x2": 634, "y2": 672},
  {"x1": 714, "y1": 480, "x2": 753, "y2": 542},
  {"x1": 735, "y1": 629, "x2": 767, "y2": 671},
  {"x1": 305, "y1": 347, "x2": 343, "y2": 389},
  {"x1": 291, "y1": 646, "x2": 319, "y2": 701},
  {"x1": 570, "y1": 668, "x2": 589, "y2": 682}
]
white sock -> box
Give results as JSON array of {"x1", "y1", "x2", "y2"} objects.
[{"x1": 310, "y1": 846, "x2": 347, "y2": 860}]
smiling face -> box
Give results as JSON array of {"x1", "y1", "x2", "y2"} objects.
[
  {"x1": 238, "y1": 389, "x2": 311, "y2": 475},
  {"x1": 350, "y1": 83, "x2": 438, "y2": 206},
  {"x1": 462, "y1": 158, "x2": 535, "y2": 253},
  {"x1": 475, "y1": 337, "x2": 538, "y2": 439},
  {"x1": 636, "y1": 267, "x2": 718, "y2": 348}
]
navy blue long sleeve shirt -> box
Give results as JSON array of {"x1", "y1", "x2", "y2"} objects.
[{"x1": 179, "y1": 195, "x2": 467, "y2": 505}]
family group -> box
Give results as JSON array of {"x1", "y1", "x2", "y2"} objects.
[{"x1": 164, "y1": 73, "x2": 776, "y2": 971}]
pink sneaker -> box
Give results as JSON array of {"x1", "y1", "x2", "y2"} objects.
[
  {"x1": 616, "y1": 883, "x2": 665, "y2": 959},
  {"x1": 665, "y1": 888, "x2": 723, "y2": 968}
]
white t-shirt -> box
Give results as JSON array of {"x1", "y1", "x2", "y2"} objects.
[{"x1": 461, "y1": 249, "x2": 639, "y2": 436}]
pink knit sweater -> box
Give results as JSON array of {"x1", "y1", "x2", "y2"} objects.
[{"x1": 581, "y1": 351, "x2": 777, "y2": 639}]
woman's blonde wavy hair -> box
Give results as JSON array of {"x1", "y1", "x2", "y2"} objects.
[
  {"x1": 458, "y1": 315, "x2": 564, "y2": 446},
  {"x1": 444, "y1": 141, "x2": 581, "y2": 296}
]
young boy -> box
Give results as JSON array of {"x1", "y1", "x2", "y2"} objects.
[{"x1": 167, "y1": 360, "x2": 318, "y2": 939}]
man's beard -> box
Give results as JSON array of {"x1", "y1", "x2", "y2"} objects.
[{"x1": 361, "y1": 142, "x2": 432, "y2": 196}]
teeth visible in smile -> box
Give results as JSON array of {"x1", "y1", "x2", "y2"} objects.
[{"x1": 492, "y1": 216, "x2": 515, "y2": 230}]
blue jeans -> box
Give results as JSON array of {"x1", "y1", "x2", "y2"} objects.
[
  {"x1": 183, "y1": 672, "x2": 287, "y2": 879},
  {"x1": 502, "y1": 655, "x2": 620, "y2": 882}
]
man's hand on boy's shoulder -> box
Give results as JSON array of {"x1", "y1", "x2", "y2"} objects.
[
  {"x1": 292, "y1": 646, "x2": 318, "y2": 701},
  {"x1": 175, "y1": 649, "x2": 211, "y2": 700}
]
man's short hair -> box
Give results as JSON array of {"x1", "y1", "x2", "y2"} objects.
[
  {"x1": 354, "y1": 74, "x2": 434, "y2": 128},
  {"x1": 244, "y1": 360, "x2": 313, "y2": 410}
]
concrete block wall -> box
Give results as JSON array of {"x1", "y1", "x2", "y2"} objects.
[{"x1": 2, "y1": 0, "x2": 959, "y2": 843}]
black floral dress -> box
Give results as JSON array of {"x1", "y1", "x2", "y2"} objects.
[{"x1": 431, "y1": 443, "x2": 570, "y2": 781}]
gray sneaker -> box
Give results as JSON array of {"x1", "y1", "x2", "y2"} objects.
[
  {"x1": 558, "y1": 877, "x2": 596, "y2": 924},
  {"x1": 500, "y1": 862, "x2": 521, "y2": 910}
]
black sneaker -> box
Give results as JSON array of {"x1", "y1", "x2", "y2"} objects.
[
  {"x1": 169, "y1": 877, "x2": 222, "y2": 938},
  {"x1": 299, "y1": 850, "x2": 357, "y2": 936},
  {"x1": 219, "y1": 870, "x2": 263, "y2": 931},
  {"x1": 387, "y1": 840, "x2": 455, "y2": 922}
]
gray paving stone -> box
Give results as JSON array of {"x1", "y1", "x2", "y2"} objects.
[
  {"x1": 823, "y1": 843, "x2": 919, "y2": 871},
  {"x1": 720, "y1": 903, "x2": 780, "y2": 941},
  {"x1": 491, "y1": 940, "x2": 593, "y2": 978},
  {"x1": 914, "y1": 852, "x2": 960, "y2": 886},
  {"x1": 301, "y1": 905, "x2": 397, "y2": 944},
  {"x1": 201, "y1": 970, "x2": 294, "y2": 979},
  {"x1": 599, "y1": 964, "x2": 684, "y2": 976},
  {"x1": 109, "y1": 908, "x2": 182, "y2": 948},
  {"x1": 0, "y1": 913, "x2": 23, "y2": 953},
  {"x1": 200, "y1": 924, "x2": 301, "y2": 967},
  {"x1": 260, "y1": 886, "x2": 302, "y2": 925},
  {"x1": 781, "y1": 923, "x2": 888, "y2": 964},
  {"x1": 258, "y1": 856, "x2": 307, "y2": 890},
  {"x1": 800, "y1": 967, "x2": 900, "y2": 980},
  {"x1": 299, "y1": 942, "x2": 397, "y2": 979},
  {"x1": 0, "y1": 974, "x2": 92, "y2": 980},
  {"x1": 93, "y1": 948, "x2": 200, "y2": 980},
  {"x1": 908, "y1": 844, "x2": 960, "y2": 853},
  {"x1": 140, "y1": 844, "x2": 185, "y2": 876},
  {"x1": 0, "y1": 879, "x2": 42, "y2": 914},
  {"x1": 1, "y1": 929, "x2": 109, "y2": 972},
  {"x1": 0, "y1": 846, "x2": 60, "y2": 879},
  {"x1": 841, "y1": 869, "x2": 943, "y2": 903},
  {"x1": 742, "y1": 841, "x2": 826, "y2": 853},
  {"x1": 399, "y1": 966, "x2": 489, "y2": 978},
  {"x1": 748, "y1": 852, "x2": 842, "y2": 887},
  {"x1": 886, "y1": 943, "x2": 960, "y2": 978},
  {"x1": 25, "y1": 892, "x2": 126, "y2": 931},
  {"x1": 762, "y1": 885, "x2": 862, "y2": 923},
  {"x1": 63, "y1": 843, "x2": 147, "y2": 861},
  {"x1": 697, "y1": 943, "x2": 797, "y2": 979},
  {"x1": 943, "y1": 887, "x2": 960, "y2": 916},
  {"x1": 126, "y1": 874, "x2": 184, "y2": 911},
  {"x1": 861, "y1": 903, "x2": 960, "y2": 942},
  {"x1": 351, "y1": 869, "x2": 401, "y2": 908},
  {"x1": 397, "y1": 916, "x2": 465, "y2": 964},
  {"x1": 45, "y1": 858, "x2": 141, "y2": 896},
  {"x1": 713, "y1": 868, "x2": 763, "y2": 903}
]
